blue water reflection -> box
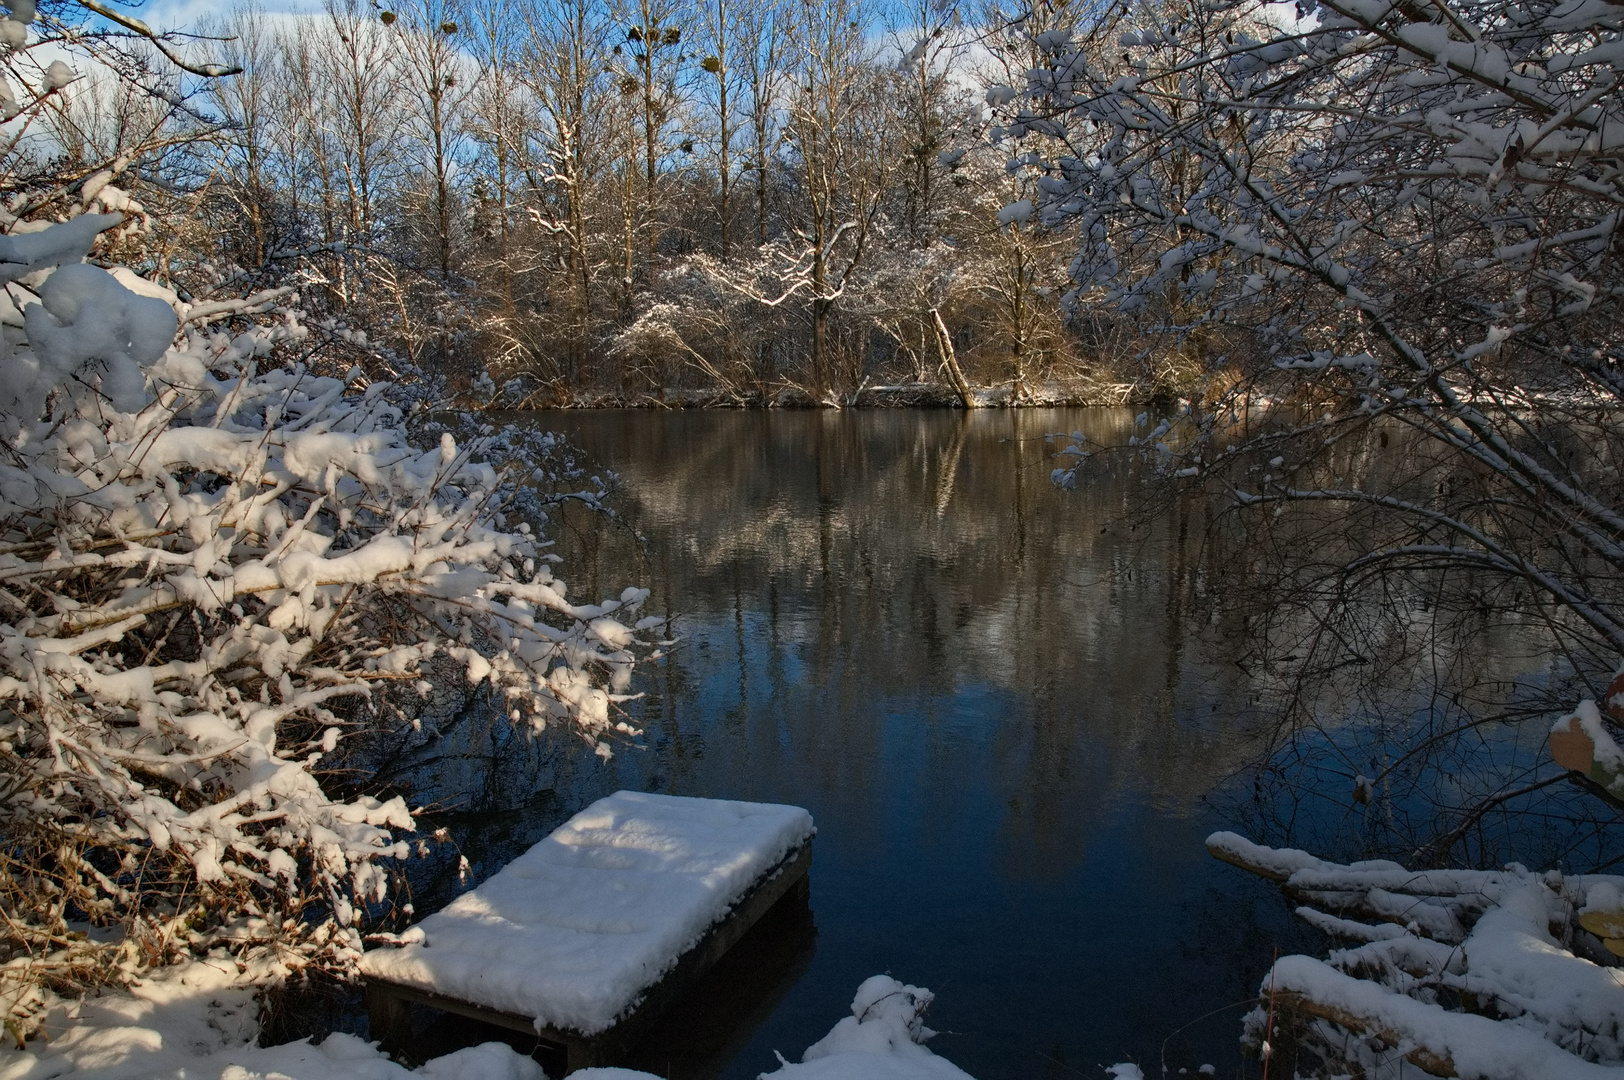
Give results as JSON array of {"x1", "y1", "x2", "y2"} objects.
[{"x1": 467, "y1": 408, "x2": 1323, "y2": 1080}]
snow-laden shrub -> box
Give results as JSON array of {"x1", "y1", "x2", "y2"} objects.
[{"x1": 0, "y1": 210, "x2": 653, "y2": 1027}]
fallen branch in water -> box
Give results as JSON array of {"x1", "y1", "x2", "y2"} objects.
[{"x1": 1210, "y1": 831, "x2": 1624, "y2": 1079}]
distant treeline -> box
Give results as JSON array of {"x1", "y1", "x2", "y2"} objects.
[{"x1": 89, "y1": 0, "x2": 1160, "y2": 405}]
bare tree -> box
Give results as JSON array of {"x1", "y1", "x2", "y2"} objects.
[
  {"x1": 1018, "y1": 0, "x2": 1624, "y2": 851},
  {"x1": 199, "y1": 4, "x2": 276, "y2": 269},
  {"x1": 695, "y1": 0, "x2": 747, "y2": 259},
  {"x1": 737, "y1": 0, "x2": 785, "y2": 248},
  {"x1": 619, "y1": 0, "x2": 687, "y2": 263},
  {"x1": 520, "y1": 0, "x2": 616, "y2": 385},
  {"x1": 781, "y1": 0, "x2": 890, "y2": 389},
  {"x1": 319, "y1": 0, "x2": 405, "y2": 308},
  {"x1": 144, "y1": 0, "x2": 1123, "y2": 398},
  {"x1": 462, "y1": 0, "x2": 530, "y2": 316},
  {"x1": 886, "y1": 0, "x2": 960, "y2": 246},
  {"x1": 392, "y1": 0, "x2": 472, "y2": 284}
]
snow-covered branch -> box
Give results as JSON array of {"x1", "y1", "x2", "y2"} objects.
[
  {"x1": 1212, "y1": 832, "x2": 1624, "y2": 1078},
  {"x1": 0, "y1": 209, "x2": 654, "y2": 1027}
]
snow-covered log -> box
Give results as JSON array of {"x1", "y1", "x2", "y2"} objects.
[{"x1": 1212, "y1": 833, "x2": 1624, "y2": 1078}]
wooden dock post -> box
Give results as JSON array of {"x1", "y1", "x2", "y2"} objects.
[{"x1": 364, "y1": 981, "x2": 413, "y2": 1051}]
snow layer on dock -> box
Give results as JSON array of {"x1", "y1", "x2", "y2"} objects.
[{"x1": 359, "y1": 791, "x2": 815, "y2": 1035}]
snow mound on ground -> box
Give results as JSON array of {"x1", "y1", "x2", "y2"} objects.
[
  {"x1": 1216, "y1": 831, "x2": 1624, "y2": 1078},
  {"x1": 0, "y1": 959, "x2": 543, "y2": 1080},
  {"x1": 762, "y1": 976, "x2": 973, "y2": 1079},
  {"x1": 757, "y1": 976, "x2": 1146, "y2": 1080}
]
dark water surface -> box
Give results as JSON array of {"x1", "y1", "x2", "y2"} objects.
[{"x1": 435, "y1": 409, "x2": 1328, "y2": 1079}]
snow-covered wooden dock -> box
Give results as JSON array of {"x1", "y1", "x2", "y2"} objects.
[{"x1": 359, "y1": 791, "x2": 815, "y2": 1073}]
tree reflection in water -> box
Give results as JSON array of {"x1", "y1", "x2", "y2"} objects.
[{"x1": 404, "y1": 409, "x2": 1595, "y2": 1080}]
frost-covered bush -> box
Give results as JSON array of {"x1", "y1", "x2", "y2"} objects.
[
  {"x1": 1012, "y1": 0, "x2": 1624, "y2": 657},
  {"x1": 1011, "y1": 0, "x2": 1624, "y2": 864},
  {"x1": 0, "y1": 212, "x2": 653, "y2": 1026}
]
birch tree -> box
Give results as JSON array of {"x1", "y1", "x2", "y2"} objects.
[
  {"x1": 463, "y1": 0, "x2": 530, "y2": 320},
  {"x1": 620, "y1": 0, "x2": 687, "y2": 266},
  {"x1": 199, "y1": 5, "x2": 277, "y2": 271},
  {"x1": 520, "y1": 0, "x2": 616, "y2": 384},
  {"x1": 696, "y1": 0, "x2": 748, "y2": 259},
  {"x1": 320, "y1": 0, "x2": 403, "y2": 309},
  {"x1": 391, "y1": 0, "x2": 472, "y2": 285},
  {"x1": 738, "y1": 0, "x2": 786, "y2": 248}
]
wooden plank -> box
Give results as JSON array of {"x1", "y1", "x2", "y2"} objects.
[
  {"x1": 619, "y1": 883, "x2": 817, "y2": 1080},
  {"x1": 364, "y1": 983, "x2": 413, "y2": 1051},
  {"x1": 366, "y1": 840, "x2": 812, "y2": 1073}
]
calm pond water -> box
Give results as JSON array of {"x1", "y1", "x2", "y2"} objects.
[{"x1": 418, "y1": 407, "x2": 1327, "y2": 1080}]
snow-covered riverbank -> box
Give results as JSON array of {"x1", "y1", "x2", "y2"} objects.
[{"x1": 0, "y1": 969, "x2": 1010, "y2": 1080}]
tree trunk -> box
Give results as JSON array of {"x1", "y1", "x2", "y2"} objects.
[
  {"x1": 931, "y1": 308, "x2": 974, "y2": 408},
  {"x1": 718, "y1": 68, "x2": 730, "y2": 259}
]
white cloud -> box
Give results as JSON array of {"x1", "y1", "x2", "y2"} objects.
[{"x1": 139, "y1": 0, "x2": 327, "y2": 35}]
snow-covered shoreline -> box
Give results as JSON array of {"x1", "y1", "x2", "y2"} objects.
[{"x1": 0, "y1": 969, "x2": 987, "y2": 1080}]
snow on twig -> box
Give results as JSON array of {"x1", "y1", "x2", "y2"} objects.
[{"x1": 0, "y1": 210, "x2": 655, "y2": 1027}]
